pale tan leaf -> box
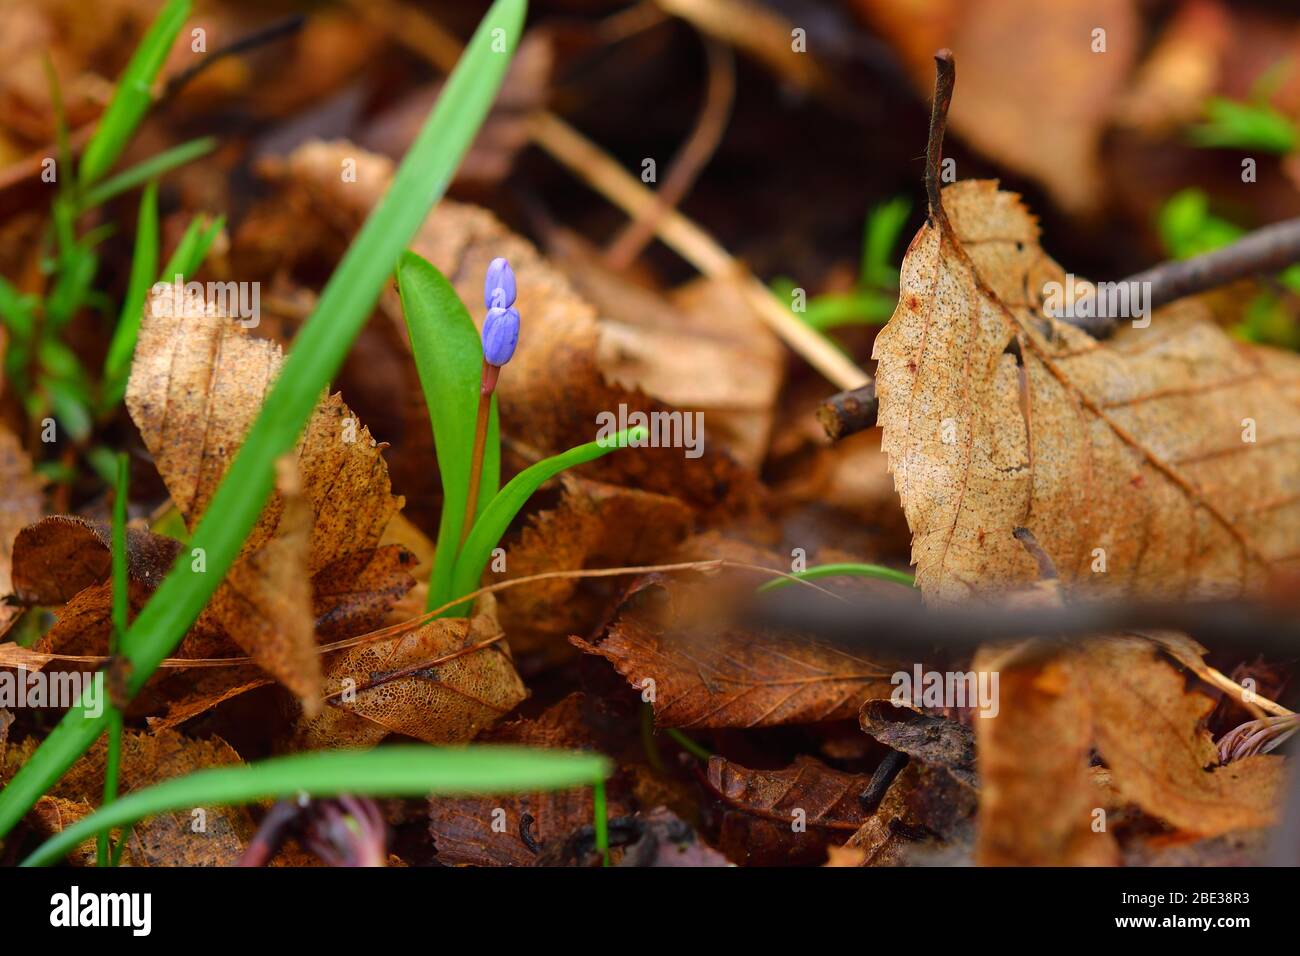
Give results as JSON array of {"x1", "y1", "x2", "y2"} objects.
[{"x1": 874, "y1": 179, "x2": 1300, "y2": 602}]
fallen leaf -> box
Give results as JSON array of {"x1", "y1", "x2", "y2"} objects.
[
  {"x1": 572, "y1": 573, "x2": 897, "y2": 728},
  {"x1": 874, "y1": 179, "x2": 1300, "y2": 601},
  {"x1": 705, "y1": 754, "x2": 869, "y2": 866},
  {"x1": 1, "y1": 729, "x2": 255, "y2": 866},
  {"x1": 843, "y1": 761, "x2": 977, "y2": 866},
  {"x1": 1080, "y1": 635, "x2": 1286, "y2": 836},
  {"x1": 859, "y1": 700, "x2": 977, "y2": 788},
  {"x1": 296, "y1": 597, "x2": 526, "y2": 749}
]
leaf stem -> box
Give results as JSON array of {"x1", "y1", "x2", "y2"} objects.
[{"x1": 461, "y1": 364, "x2": 493, "y2": 546}]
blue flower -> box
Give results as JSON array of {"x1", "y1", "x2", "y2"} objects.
[
  {"x1": 482, "y1": 305, "x2": 520, "y2": 367},
  {"x1": 484, "y1": 257, "x2": 516, "y2": 310}
]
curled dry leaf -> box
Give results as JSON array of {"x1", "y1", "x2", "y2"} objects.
[
  {"x1": 0, "y1": 427, "x2": 42, "y2": 636},
  {"x1": 0, "y1": 730, "x2": 254, "y2": 866},
  {"x1": 859, "y1": 700, "x2": 977, "y2": 788},
  {"x1": 428, "y1": 693, "x2": 633, "y2": 867},
  {"x1": 705, "y1": 754, "x2": 869, "y2": 866},
  {"x1": 126, "y1": 282, "x2": 403, "y2": 707},
  {"x1": 296, "y1": 597, "x2": 526, "y2": 749},
  {"x1": 572, "y1": 573, "x2": 898, "y2": 729},
  {"x1": 874, "y1": 180, "x2": 1300, "y2": 602},
  {"x1": 1080, "y1": 636, "x2": 1286, "y2": 836}
]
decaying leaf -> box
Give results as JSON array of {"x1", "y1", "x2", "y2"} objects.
[
  {"x1": 573, "y1": 574, "x2": 897, "y2": 729},
  {"x1": 1, "y1": 730, "x2": 255, "y2": 866},
  {"x1": 428, "y1": 693, "x2": 632, "y2": 866},
  {"x1": 706, "y1": 754, "x2": 869, "y2": 866},
  {"x1": 1081, "y1": 636, "x2": 1286, "y2": 836},
  {"x1": 859, "y1": 700, "x2": 977, "y2": 788},
  {"x1": 125, "y1": 281, "x2": 403, "y2": 705},
  {"x1": 0, "y1": 428, "x2": 42, "y2": 636},
  {"x1": 844, "y1": 761, "x2": 978, "y2": 866},
  {"x1": 296, "y1": 597, "x2": 525, "y2": 749},
  {"x1": 874, "y1": 179, "x2": 1300, "y2": 601}
]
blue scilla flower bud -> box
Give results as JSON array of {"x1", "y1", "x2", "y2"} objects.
[
  {"x1": 482, "y1": 305, "x2": 520, "y2": 367},
  {"x1": 484, "y1": 257, "x2": 516, "y2": 309}
]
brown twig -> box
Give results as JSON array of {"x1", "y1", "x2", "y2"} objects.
[
  {"x1": 604, "y1": 36, "x2": 735, "y2": 271},
  {"x1": 817, "y1": 50, "x2": 955, "y2": 441},
  {"x1": 1066, "y1": 216, "x2": 1300, "y2": 338},
  {"x1": 159, "y1": 14, "x2": 307, "y2": 103}
]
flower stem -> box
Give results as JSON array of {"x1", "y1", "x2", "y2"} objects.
[{"x1": 460, "y1": 361, "x2": 494, "y2": 546}]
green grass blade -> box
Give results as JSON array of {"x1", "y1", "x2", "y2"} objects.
[
  {"x1": 161, "y1": 213, "x2": 224, "y2": 282},
  {"x1": 395, "y1": 253, "x2": 500, "y2": 612},
  {"x1": 98, "y1": 453, "x2": 129, "y2": 866},
  {"x1": 24, "y1": 744, "x2": 607, "y2": 867},
  {"x1": 78, "y1": 0, "x2": 192, "y2": 188},
  {"x1": 78, "y1": 136, "x2": 216, "y2": 213},
  {"x1": 860, "y1": 196, "x2": 910, "y2": 289},
  {"x1": 0, "y1": 0, "x2": 528, "y2": 843},
  {"x1": 103, "y1": 180, "x2": 159, "y2": 389},
  {"x1": 447, "y1": 426, "x2": 646, "y2": 616},
  {"x1": 756, "y1": 561, "x2": 916, "y2": 592}
]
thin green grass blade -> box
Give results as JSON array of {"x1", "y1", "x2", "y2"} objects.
[
  {"x1": 0, "y1": 0, "x2": 528, "y2": 843},
  {"x1": 78, "y1": 0, "x2": 192, "y2": 188},
  {"x1": 756, "y1": 561, "x2": 916, "y2": 592},
  {"x1": 78, "y1": 136, "x2": 216, "y2": 213},
  {"x1": 24, "y1": 744, "x2": 607, "y2": 867},
  {"x1": 447, "y1": 426, "x2": 646, "y2": 616},
  {"x1": 103, "y1": 180, "x2": 159, "y2": 388},
  {"x1": 97, "y1": 453, "x2": 129, "y2": 866},
  {"x1": 162, "y1": 213, "x2": 224, "y2": 281},
  {"x1": 395, "y1": 253, "x2": 500, "y2": 612}
]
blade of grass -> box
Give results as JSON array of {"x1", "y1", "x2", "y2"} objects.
[
  {"x1": 103, "y1": 180, "x2": 159, "y2": 388},
  {"x1": 97, "y1": 453, "x2": 129, "y2": 866},
  {"x1": 593, "y1": 779, "x2": 609, "y2": 867},
  {"x1": 78, "y1": 0, "x2": 192, "y2": 188},
  {"x1": 0, "y1": 0, "x2": 529, "y2": 843},
  {"x1": 447, "y1": 425, "x2": 647, "y2": 616},
  {"x1": 395, "y1": 253, "x2": 500, "y2": 613},
  {"x1": 161, "y1": 213, "x2": 224, "y2": 281},
  {"x1": 78, "y1": 136, "x2": 217, "y2": 213},
  {"x1": 24, "y1": 744, "x2": 608, "y2": 867},
  {"x1": 756, "y1": 561, "x2": 916, "y2": 592}
]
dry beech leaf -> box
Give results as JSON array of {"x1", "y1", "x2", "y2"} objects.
[
  {"x1": 572, "y1": 574, "x2": 897, "y2": 729},
  {"x1": 127, "y1": 282, "x2": 401, "y2": 570},
  {"x1": 260, "y1": 141, "x2": 760, "y2": 515},
  {"x1": 874, "y1": 179, "x2": 1300, "y2": 602},
  {"x1": 10, "y1": 515, "x2": 181, "y2": 606},
  {"x1": 0, "y1": 730, "x2": 254, "y2": 866},
  {"x1": 1080, "y1": 635, "x2": 1286, "y2": 836},
  {"x1": 859, "y1": 701, "x2": 977, "y2": 789},
  {"x1": 312, "y1": 545, "x2": 418, "y2": 641},
  {"x1": 853, "y1": 0, "x2": 1138, "y2": 212},
  {"x1": 706, "y1": 754, "x2": 868, "y2": 866},
  {"x1": 125, "y1": 282, "x2": 403, "y2": 703},
  {"x1": 0, "y1": 427, "x2": 43, "y2": 636},
  {"x1": 206, "y1": 458, "x2": 319, "y2": 713},
  {"x1": 496, "y1": 476, "x2": 693, "y2": 654},
  {"x1": 428, "y1": 693, "x2": 633, "y2": 867},
  {"x1": 973, "y1": 641, "x2": 1119, "y2": 866},
  {"x1": 296, "y1": 598, "x2": 526, "y2": 749}
]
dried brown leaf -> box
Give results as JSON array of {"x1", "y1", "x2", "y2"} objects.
[
  {"x1": 0, "y1": 427, "x2": 42, "y2": 636},
  {"x1": 874, "y1": 179, "x2": 1300, "y2": 601}
]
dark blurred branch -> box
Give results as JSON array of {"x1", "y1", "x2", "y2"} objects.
[
  {"x1": 160, "y1": 14, "x2": 306, "y2": 102},
  {"x1": 1067, "y1": 216, "x2": 1300, "y2": 338}
]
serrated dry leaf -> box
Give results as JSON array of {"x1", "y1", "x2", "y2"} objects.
[
  {"x1": 1, "y1": 730, "x2": 255, "y2": 866},
  {"x1": 0, "y1": 427, "x2": 42, "y2": 636},
  {"x1": 572, "y1": 573, "x2": 897, "y2": 729},
  {"x1": 706, "y1": 754, "x2": 869, "y2": 866},
  {"x1": 295, "y1": 598, "x2": 526, "y2": 749},
  {"x1": 125, "y1": 282, "x2": 404, "y2": 706},
  {"x1": 1080, "y1": 635, "x2": 1286, "y2": 836},
  {"x1": 874, "y1": 179, "x2": 1300, "y2": 602}
]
